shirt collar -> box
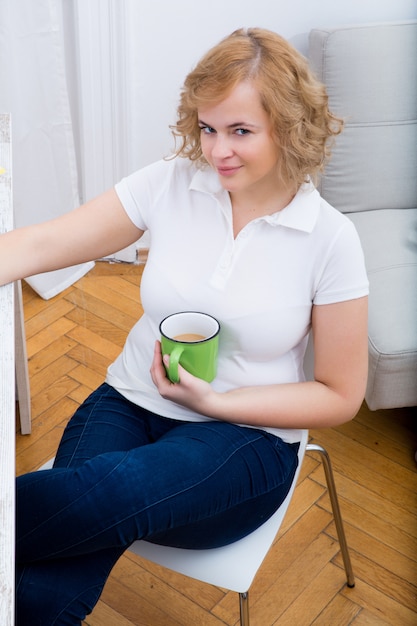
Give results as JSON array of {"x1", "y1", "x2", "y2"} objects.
[{"x1": 189, "y1": 165, "x2": 320, "y2": 234}]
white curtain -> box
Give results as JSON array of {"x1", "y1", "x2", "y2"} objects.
[
  {"x1": 65, "y1": 0, "x2": 144, "y2": 262},
  {"x1": 68, "y1": 0, "x2": 153, "y2": 262},
  {"x1": 0, "y1": 0, "x2": 93, "y2": 299}
]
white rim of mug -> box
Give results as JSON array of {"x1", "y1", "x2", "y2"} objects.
[{"x1": 159, "y1": 311, "x2": 220, "y2": 344}]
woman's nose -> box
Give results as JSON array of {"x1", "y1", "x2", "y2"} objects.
[{"x1": 211, "y1": 134, "x2": 233, "y2": 159}]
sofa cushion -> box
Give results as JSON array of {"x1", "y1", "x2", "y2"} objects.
[
  {"x1": 309, "y1": 21, "x2": 417, "y2": 214},
  {"x1": 348, "y1": 209, "x2": 417, "y2": 409}
]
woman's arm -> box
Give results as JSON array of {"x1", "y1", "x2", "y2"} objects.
[
  {"x1": 151, "y1": 296, "x2": 369, "y2": 429},
  {"x1": 0, "y1": 189, "x2": 144, "y2": 286}
]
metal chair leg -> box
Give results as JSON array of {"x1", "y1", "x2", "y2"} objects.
[
  {"x1": 239, "y1": 591, "x2": 250, "y2": 626},
  {"x1": 306, "y1": 443, "x2": 355, "y2": 588}
]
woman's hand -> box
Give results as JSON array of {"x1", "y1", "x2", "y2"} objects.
[{"x1": 150, "y1": 341, "x2": 218, "y2": 414}]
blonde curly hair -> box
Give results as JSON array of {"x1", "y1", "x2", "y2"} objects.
[{"x1": 171, "y1": 27, "x2": 343, "y2": 188}]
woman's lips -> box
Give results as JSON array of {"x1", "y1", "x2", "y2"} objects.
[{"x1": 217, "y1": 166, "x2": 242, "y2": 177}]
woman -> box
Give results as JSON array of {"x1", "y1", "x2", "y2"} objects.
[{"x1": 1, "y1": 28, "x2": 368, "y2": 624}]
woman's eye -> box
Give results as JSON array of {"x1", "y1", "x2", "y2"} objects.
[
  {"x1": 199, "y1": 126, "x2": 215, "y2": 134},
  {"x1": 236, "y1": 128, "x2": 250, "y2": 136}
]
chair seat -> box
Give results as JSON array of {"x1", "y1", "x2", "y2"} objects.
[{"x1": 129, "y1": 430, "x2": 308, "y2": 593}]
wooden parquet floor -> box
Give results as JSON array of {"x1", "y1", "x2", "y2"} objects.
[{"x1": 15, "y1": 262, "x2": 417, "y2": 625}]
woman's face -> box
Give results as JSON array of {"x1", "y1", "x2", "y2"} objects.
[{"x1": 198, "y1": 81, "x2": 280, "y2": 196}]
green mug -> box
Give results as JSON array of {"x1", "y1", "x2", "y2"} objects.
[{"x1": 160, "y1": 311, "x2": 220, "y2": 383}]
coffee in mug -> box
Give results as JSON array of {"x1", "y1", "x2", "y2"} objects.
[
  {"x1": 173, "y1": 333, "x2": 206, "y2": 342},
  {"x1": 160, "y1": 312, "x2": 220, "y2": 383}
]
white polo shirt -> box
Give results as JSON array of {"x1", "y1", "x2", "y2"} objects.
[{"x1": 106, "y1": 158, "x2": 369, "y2": 443}]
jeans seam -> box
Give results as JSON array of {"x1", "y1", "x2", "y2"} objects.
[
  {"x1": 65, "y1": 384, "x2": 114, "y2": 467},
  {"x1": 53, "y1": 583, "x2": 103, "y2": 625}
]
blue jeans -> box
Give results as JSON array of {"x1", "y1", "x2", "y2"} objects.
[{"x1": 16, "y1": 383, "x2": 299, "y2": 625}]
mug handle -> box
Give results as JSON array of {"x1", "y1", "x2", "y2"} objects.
[{"x1": 167, "y1": 344, "x2": 184, "y2": 383}]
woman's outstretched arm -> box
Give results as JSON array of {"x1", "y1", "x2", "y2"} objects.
[{"x1": 0, "y1": 189, "x2": 143, "y2": 286}]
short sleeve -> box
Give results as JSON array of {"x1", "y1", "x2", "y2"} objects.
[
  {"x1": 313, "y1": 219, "x2": 369, "y2": 305},
  {"x1": 114, "y1": 160, "x2": 174, "y2": 231}
]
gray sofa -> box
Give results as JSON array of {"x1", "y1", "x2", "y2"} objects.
[{"x1": 308, "y1": 21, "x2": 417, "y2": 411}]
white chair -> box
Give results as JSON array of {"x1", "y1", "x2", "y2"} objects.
[
  {"x1": 40, "y1": 429, "x2": 354, "y2": 625},
  {"x1": 130, "y1": 431, "x2": 354, "y2": 625}
]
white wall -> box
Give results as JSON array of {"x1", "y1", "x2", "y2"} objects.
[{"x1": 125, "y1": 0, "x2": 417, "y2": 172}]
